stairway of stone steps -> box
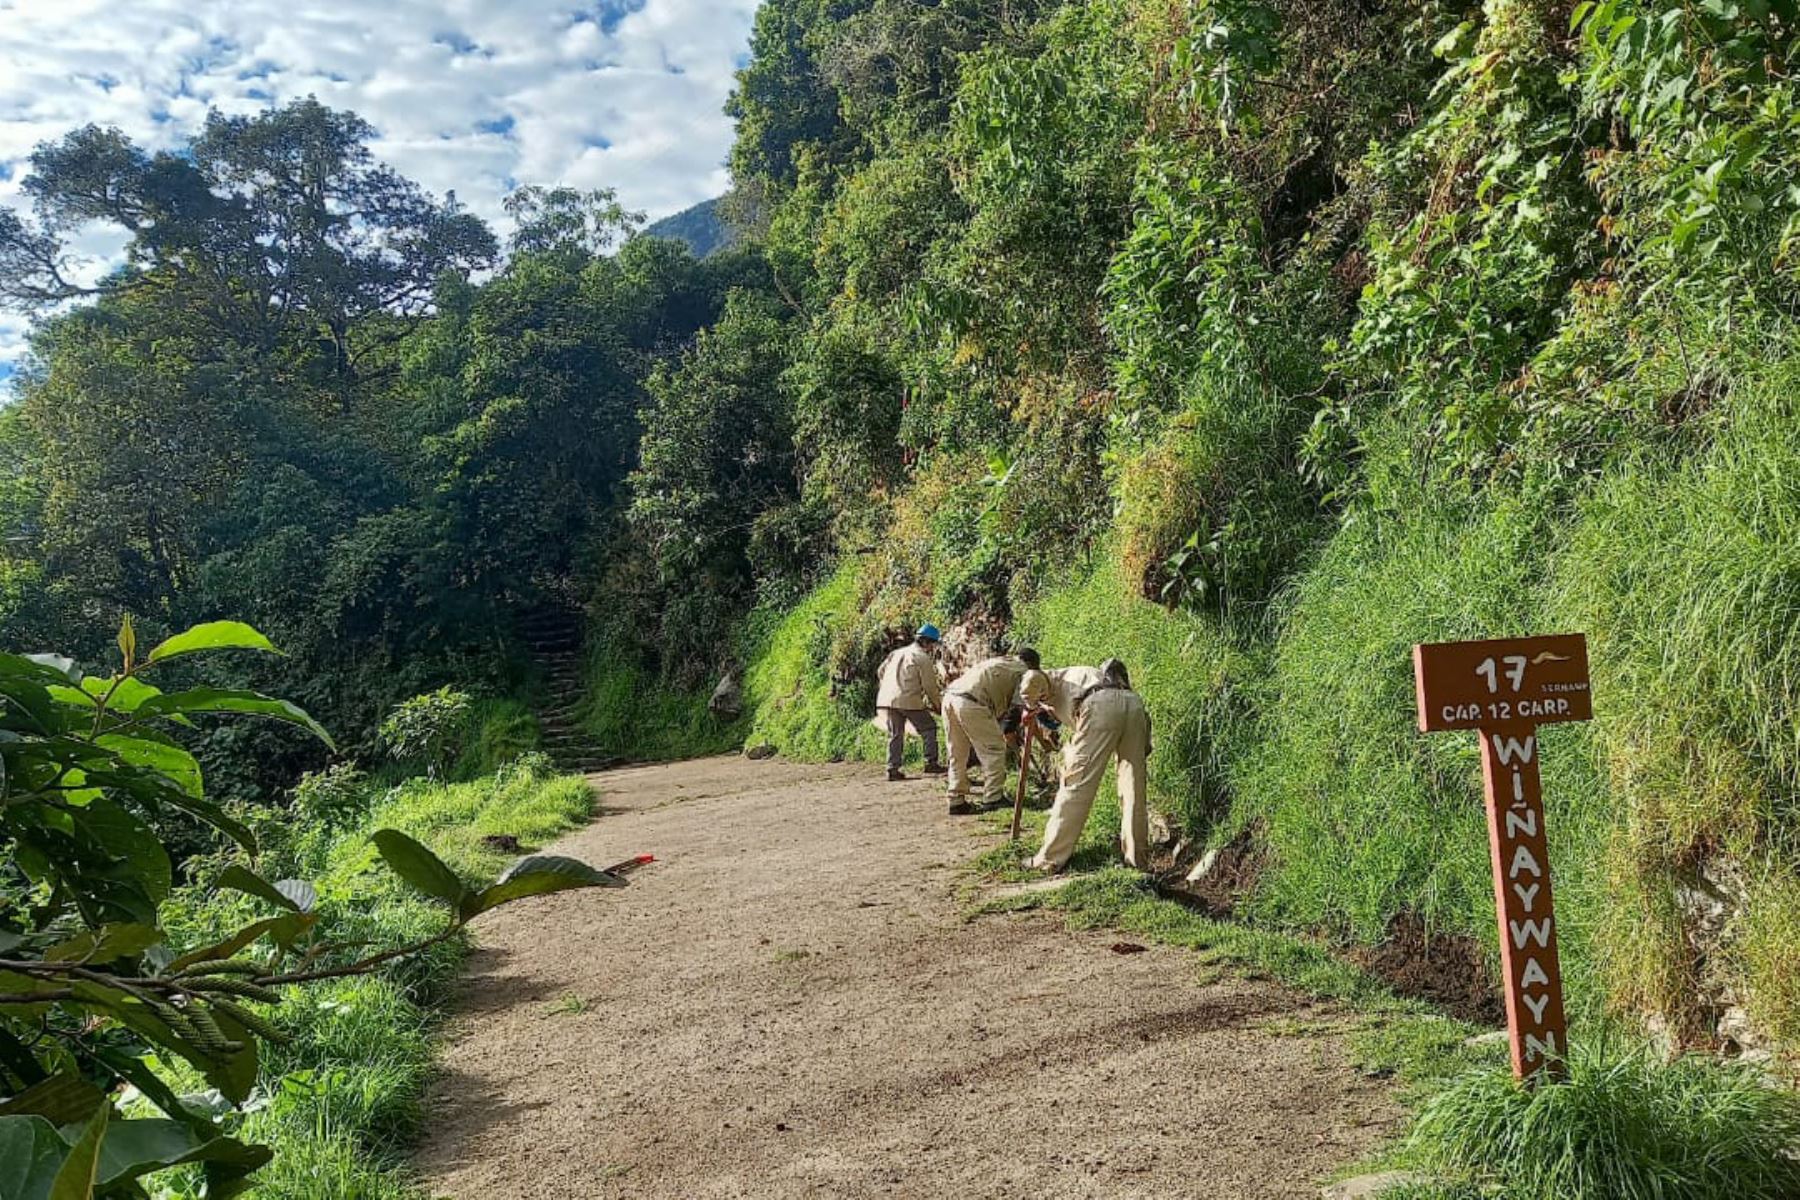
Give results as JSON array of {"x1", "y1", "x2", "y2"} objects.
[{"x1": 518, "y1": 607, "x2": 620, "y2": 776}]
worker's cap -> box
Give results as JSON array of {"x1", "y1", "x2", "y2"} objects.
[{"x1": 916, "y1": 624, "x2": 942, "y2": 643}]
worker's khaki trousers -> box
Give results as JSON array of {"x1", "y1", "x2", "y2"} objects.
[
  {"x1": 1033, "y1": 689, "x2": 1150, "y2": 870},
  {"x1": 943, "y1": 693, "x2": 1008, "y2": 803}
]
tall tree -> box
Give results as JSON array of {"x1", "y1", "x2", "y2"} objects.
[{"x1": 0, "y1": 99, "x2": 497, "y2": 385}]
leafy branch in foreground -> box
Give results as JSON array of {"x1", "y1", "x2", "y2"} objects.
[{"x1": 0, "y1": 618, "x2": 638, "y2": 1198}]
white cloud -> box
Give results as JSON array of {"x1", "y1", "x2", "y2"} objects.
[{"x1": 0, "y1": 0, "x2": 761, "y2": 387}]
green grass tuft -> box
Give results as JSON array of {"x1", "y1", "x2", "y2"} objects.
[
  {"x1": 1402, "y1": 1036, "x2": 1800, "y2": 1200},
  {"x1": 451, "y1": 698, "x2": 542, "y2": 779}
]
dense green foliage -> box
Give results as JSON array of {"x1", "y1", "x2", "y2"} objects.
[
  {"x1": 10, "y1": 2, "x2": 1800, "y2": 1191},
  {"x1": 0, "y1": 621, "x2": 620, "y2": 1195},
  {"x1": 0, "y1": 102, "x2": 766, "y2": 798}
]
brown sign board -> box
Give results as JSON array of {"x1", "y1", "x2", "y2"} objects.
[
  {"x1": 1414, "y1": 633, "x2": 1593, "y2": 1085},
  {"x1": 1414, "y1": 633, "x2": 1591, "y2": 733}
]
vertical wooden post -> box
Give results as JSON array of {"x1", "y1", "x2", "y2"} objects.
[
  {"x1": 1479, "y1": 725, "x2": 1569, "y2": 1082},
  {"x1": 1413, "y1": 633, "x2": 1592, "y2": 1085}
]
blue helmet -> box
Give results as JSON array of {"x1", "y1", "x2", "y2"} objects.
[{"x1": 917, "y1": 624, "x2": 942, "y2": 643}]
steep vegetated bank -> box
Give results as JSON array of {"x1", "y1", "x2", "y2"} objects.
[{"x1": 576, "y1": 0, "x2": 1800, "y2": 1062}]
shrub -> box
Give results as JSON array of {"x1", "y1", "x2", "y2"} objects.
[
  {"x1": 379, "y1": 687, "x2": 474, "y2": 780},
  {"x1": 294, "y1": 762, "x2": 376, "y2": 832}
]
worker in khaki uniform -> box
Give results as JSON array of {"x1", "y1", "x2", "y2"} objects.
[
  {"x1": 1043, "y1": 664, "x2": 1105, "y2": 727},
  {"x1": 943, "y1": 648, "x2": 1050, "y2": 815},
  {"x1": 1030, "y1": 659, "x2": 1152, "y2": 873},
  {"x1": 876, "y1": 624, "x2": 946, "y2": 782}
]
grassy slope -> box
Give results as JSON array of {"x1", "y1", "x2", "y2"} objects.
[{"x1": 159, "y1": 761, "x2": 596, "y2": 1199}]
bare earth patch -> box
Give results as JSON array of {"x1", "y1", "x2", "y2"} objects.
[{"x1": 415, "y1": 757, "x2": 1402, "y2": 1199}]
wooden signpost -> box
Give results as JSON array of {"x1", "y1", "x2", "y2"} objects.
[{"x1": 1413, "y1": 633, "x2": 1593, "y2": 1084}]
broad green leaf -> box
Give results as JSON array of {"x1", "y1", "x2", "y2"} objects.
[
  {"x1": 371, "y1": 830, "x2": 468, "y2": 907},
  {"x1": 90, "y1": 1118, "x2": 272, "y2": 1190},
  {"x1": 49, "y1": 676, "x2": 186, "y2": 722},
  {"x1": 215, "y1": 866, "x2": 303, "y2": 914},
  {"x1": 145, "y1": 622, "x2": 278, "y2": 666},
  {"x1": 88, "y1": 1046, "x2": 206, "y2": 1133},
  {"x1": 0, "y1": 970, "x2": 68, "y2": 1005},
  {"x1": 73, "y1": 977, "x2": 261, "y2": 1106},
  {"x1": 45, "y1": 924, "x2": 164, "y2": 966},
  {"x1": 49, "y1": 1103, "x2": 106, "y2": 1200},
  {"x1": 167, "y1": 913, "x2": 313, "y2": 972},
  {"x1": 462, "y1": 855, "x2": 627, "y2": 919},
  {"x1": 0, "y1": 1026, "x2": 49, "y2": 1087},
  {"x1": 0, "y1": 1115, "x2": 68, "y2": 1200},
  {"x1": 95, "y1": 734, "x2": 203, "y2": 799},
  {"x1": 201, "y1": 1008, "x2": 262, "y2": 1104},
  {"x1": 0, "y1": 1074, "x2": 106, "y2": 1126},
  {"x1": 158, "y1": 790, "x2": 258, "y2": 855},
  {"x1": 80, "y1": 799, "x2": 174, "y2": 906},
  {"x1": 137, "y1": 689, "x2": 335, "y2": 751}
]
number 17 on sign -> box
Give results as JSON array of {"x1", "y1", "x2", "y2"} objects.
[{"x1": 1414, "y1": 633, "x2": 1593, "y2": 1084}]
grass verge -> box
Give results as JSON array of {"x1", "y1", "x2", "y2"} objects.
[
  {"x1": 158, "y1": 756, "x2": 597, "y2": 1199},
  {"x1": 966, "y1": 814, "x2": 1800, "y2": 1200},
  {"x1": 1398, "y1": 1036, "x2": 1800, "y2": 1199}
]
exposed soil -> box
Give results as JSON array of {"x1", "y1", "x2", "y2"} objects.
[
  {"x1": 415, "y1": 757, "x2": 1403, "y2": 1199},
  {"x1": 1156, "y1": 827, "x2": 1267, "y2": 917},
  {"x1": 1350, "y1": 912, "x2": 1503, "y2": 1028}
]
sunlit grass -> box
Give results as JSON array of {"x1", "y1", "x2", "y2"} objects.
[{"x1": 1400, "y1": 1035, "x2": 1800, "y2": 1200}]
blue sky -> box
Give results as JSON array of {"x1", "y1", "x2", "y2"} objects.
[{"x1": 0, "y1": 0, "x2": 763, "y2": 385}]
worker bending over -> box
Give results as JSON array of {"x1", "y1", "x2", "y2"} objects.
[
  {"x1": 1030, "y1": 659, "x2": 1152, "y2": 873},
  {"x1": 876, "y1": 624, "x2": 946, "y2": 782},
  {"x1": 1043, "y1": 664, "x2": 1104, "y2": 727},
  {"x1": 943, "y1": 648, "x2": 1049, "y2": 815}
]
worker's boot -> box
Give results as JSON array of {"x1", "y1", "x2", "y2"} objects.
[
  {"x1": 922, "y1": 763, "x2": 947, "y2": 776},
  {"x1": 947, "y1": 797, "x2": 979, "y2": 816},
  {"x1": 887, "y1": 769, "x2": 908, "y2": 782}
]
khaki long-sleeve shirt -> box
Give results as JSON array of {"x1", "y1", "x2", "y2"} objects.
[
  {"x1": 947, "y1": 656, "x2": 1050, "y2": 714},
  {"x1": 876, "y1": 642, "x2": 943, "y2": 712}
]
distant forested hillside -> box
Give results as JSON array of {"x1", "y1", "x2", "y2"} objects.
[
  {"x1": 7, "y1": 1, "x2": 1800, "y2": 1066},
  {"x1": 643, "y1": 196, "x2": 737, "y2": 257}
]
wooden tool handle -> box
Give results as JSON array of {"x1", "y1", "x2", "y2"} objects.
[{"x1": 1010, "y1": 714, "x2": 1034, "y2": 842}]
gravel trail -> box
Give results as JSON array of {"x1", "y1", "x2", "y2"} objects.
[{"x1": 414, "y1": 757, "x2": 1401, "y2": 1199}]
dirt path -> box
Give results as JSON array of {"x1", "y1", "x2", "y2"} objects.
[{"x1": 415, "y1": 757, "x2": 1401, "y2": 1199}]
